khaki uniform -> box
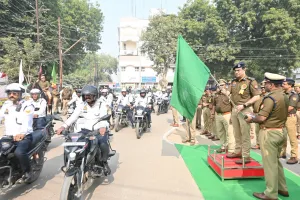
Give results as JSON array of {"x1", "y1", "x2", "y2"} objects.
[
  {"x1": 196, "y1": 99, "x2": 202, "y2": 128},
  {"x1": 171, "y1": 106, "x2": 179, "y2": 124},
  {"x1": 296, "y1": 97, "x2": 300, "y2": 136},
  {"x1": 51, "y1": 89, "x2": 60, "y2": 113},
  {"x1": 61, "y1": 88, "x2": 73, "y2": 116},
  {"x1": 257, "y1": 89, "x2": 288, "y2": 199},
  {"x1": 38, "y1": 80, "x2": 52, "y2": 103},
  {"x1": 230, "y1": 76, "x2": 260, "y2": 157},
  {"x1": 281, "y1": 91, "x2": 299, "y2": 158},
  {"x1": 253, "y1": 93, "x2": 266, "y2": 146},
  {"x1": 185, "y1": 112, "x2": 197, "y2": 141},
  {"x1": 213, "y1": 91, "x2": 235, "y2": 152},
  {"x1": 203, "y1": 94, "x2": 212, "y2": 133}
]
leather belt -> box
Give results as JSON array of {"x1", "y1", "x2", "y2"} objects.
[
  {"x1": 216, "y1": 112, "x2": 231, "y2": 115},
  {"x1": 260, "y1": 125, "x2": 284, "y2": 130}
]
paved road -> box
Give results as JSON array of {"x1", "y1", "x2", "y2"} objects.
[{"x1": 0, "y1": 112, "x2": 203, "y2": 200}]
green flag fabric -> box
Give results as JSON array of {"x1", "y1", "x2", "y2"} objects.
[
  {"x1": 170, "y1": 35, "x2": 211, "y2": 121},
  {"x1": 51, "y1": 63, "x2": 57, "y2": 84}
]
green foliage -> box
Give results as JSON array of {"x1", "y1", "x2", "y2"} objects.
[
  {"x1": 141, "y1": 13, "x2": 184, "y2": 87},
  {"x1": 0, "y1": 0, "x2": 104, "y2": 82},
  {"x1": 63, "y1": 53, "x2": 118, "y2": 87}
]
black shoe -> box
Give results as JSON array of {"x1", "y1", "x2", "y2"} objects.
[
  {"x1": 103, "y1": 162, "x2": 111, "y2": 176},
  {"x1": 23, "y1": 170, "x2": 33, "y2": 182}
]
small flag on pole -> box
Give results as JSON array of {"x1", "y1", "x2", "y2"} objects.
[
  {"x1": 19, "y1": 59, "x2": 24, "y2": 85},
  {"x1": 51, "y1": 63, "x2": 57, "y2": 84},
  {"x1": 38, "y1": 65, "x2": 43, "y2": 80}
]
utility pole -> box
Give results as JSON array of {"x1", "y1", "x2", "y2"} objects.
[
  {"x1": 35, "y1": 0, "x2": 40, "y2": 43},
  {"x1": 58, "y1": 17, "x2": 63, "y2": 90}
]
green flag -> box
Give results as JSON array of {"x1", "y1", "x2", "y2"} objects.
[
  {"x1": 170, "y1": 35, "x2": 211, "y2": 121},
  {"x1": 51, "y1": 63, "x2": 57, "y2": 84}
]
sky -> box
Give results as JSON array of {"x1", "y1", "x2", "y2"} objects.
[{"x1": 93, "y1": 0, "x2": 188, "y2": 57}]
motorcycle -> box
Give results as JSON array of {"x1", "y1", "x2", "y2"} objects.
[
  {"x1": 156, "y1": 98, "x2": 169, "y2": 115},
  {"x1": 60, "y1": 114, "x2": 116, "y2": 200},
  {"x1": 114, "y1": 105, "x2": 129, "y2": 132},
  {"x1": 134, "y1": 106, "x2": 150, "y2": 139},
  {"x1": 0, "y1": 130, "x2": 47, "y2": 189},
  {"x1": 67, "y1": 104, "x2": 76, "y2": 132}
]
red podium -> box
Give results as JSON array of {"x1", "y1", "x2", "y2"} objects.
[{"x1": 207, "y1": 145, "x2": 264, "y2": 181}]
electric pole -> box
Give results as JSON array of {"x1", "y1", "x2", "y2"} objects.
[
  {"x1": 58, "y1": 17, "x2": 63, "y2": 90},
  {"x1": 35, "y1": 0, "x2": 40, "y2": 43}
]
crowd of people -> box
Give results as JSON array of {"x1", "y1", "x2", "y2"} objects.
[{"x1": 171, "y1": 61, "x2": 299, "y2": 199}]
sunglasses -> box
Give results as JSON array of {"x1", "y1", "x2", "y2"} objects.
[
  {"x1": 219, "y1": 84, "x2": 225, "y2": 86},
  {"x1": 7, "y1": 91, "x2": 19, "y2": 96}
]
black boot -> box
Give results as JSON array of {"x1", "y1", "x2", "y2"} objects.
[
  {"x1": 23, "y1": 169, "x2": 33, "y2": 182},
  {"x1": 103, "y1": 161, "x2": 111, "y2": 176}
]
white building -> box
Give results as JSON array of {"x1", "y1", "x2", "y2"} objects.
[{"x1": 118, "y1": 9, "x2": 174, "y2": 89}]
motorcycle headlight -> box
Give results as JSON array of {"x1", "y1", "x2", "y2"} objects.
[{"x1": 137, "y1": 110, "x2": 143, "y2": 115}]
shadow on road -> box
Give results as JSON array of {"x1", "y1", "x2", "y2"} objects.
[
  {"x1": 0, "y1": 153, "x2": 63, "y2": 200},
  {"x1": 83, "y1": 152, "x2": 121, "y2": 200}
]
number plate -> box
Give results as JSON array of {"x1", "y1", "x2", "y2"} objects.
[{"x1": 62, "y1": 142, "x2": 86, "y2": 146}]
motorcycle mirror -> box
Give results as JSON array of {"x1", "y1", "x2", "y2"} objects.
[{"x1": 99, "y1": 114, "x2": 111, "y2": 122}]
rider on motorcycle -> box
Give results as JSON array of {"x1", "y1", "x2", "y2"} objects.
[
  {"x1": 0, "y1": 83, "x2": 34, "y2": 182},
  {"x1": 67, "y1": 89, "x2": 82, "y2": 109},
  {"x1": 134, "y1": 89, "x2": 152, "y2": 124},
  {"x1": 116, "y1": 88, "x2": 134, "y2": 127},
  {"x1": 30, "y1": 88, "x2": 47, "y2": 130},
  {"x1": 100, "y1": 88, "x2": 114, "y2": 128},
  {"x1": 56, "y1": 85, "x2": 111, "y2": 175}
]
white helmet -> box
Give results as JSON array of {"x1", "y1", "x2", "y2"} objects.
[
  {"x1": 30, "y1": 88, "x2": 41, "y2": 94},
  {"x1": 162, "y1": 89, "x2": 166, "y2": 92},
  {"x1": 121, "y1": 88, "x2": 126, "y2": 92},
  {"x1": 98, "y1": 120, "x2": 109, "y2": 129},
  {"x1": 5, "y1": 83, "x2": 25, "y2": 93},
  {"x1": 101, "y1": 89, "x2": 108, "y2": 93}
]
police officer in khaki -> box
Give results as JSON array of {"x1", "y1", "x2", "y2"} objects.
[
  {"x1": 208, "y1": 87, "x2": 219, "y2": 141},
  {"x1": 202, "y1": 88, "x2": 213, "y2": 136},
  {"x1": 245, "y1": 72, "x2": 289, "y2": 200},
  {"x1": 227, "y1": 62, "x2": 260, "y2": 164},
  {"x1": 281, "y1": 78, "x2": 299, "y2": 164},
  {"x1": 213, "y1": 79, "x2": 235, "y2": 153},
  {"x1": 196, "y1": 98, "x2": 202, "y2": 129},
  {"x1": 294, "y1": 83, "x2": 300, "y2": 140},
  {"x1": 252, "y1": 81, "x2": 267, "y2": 150},
  {"x1": 182, "y1": 112, "x2": 197, "y2": 145}
]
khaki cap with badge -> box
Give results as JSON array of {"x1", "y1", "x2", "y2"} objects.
[
  {"x1": 264, "y1": 72, "x2": 286, "y2": 84},
  {"x1": 294, "y1": 83, "x2": 300, "y2": 87}
]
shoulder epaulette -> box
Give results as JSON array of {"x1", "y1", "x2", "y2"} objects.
[{"x1": 246, "y1": 77, "x2": 255, "y2": 81}]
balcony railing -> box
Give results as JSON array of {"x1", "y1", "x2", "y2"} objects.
[{"x1": 120, "y1": 49, "x2": 138, "y2": 56}]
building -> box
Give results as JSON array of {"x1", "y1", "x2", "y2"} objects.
[{"x1": 117, "y1": 9, "x2": 174, "y2": 89}]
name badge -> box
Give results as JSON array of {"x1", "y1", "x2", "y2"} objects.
[{"x1": 83, "y1": 106, "x2": 87, "y2": 113}]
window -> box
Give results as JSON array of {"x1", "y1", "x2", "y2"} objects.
[
  {"x1": 121, "y1": 67, "x2": 125, "y2": 72},
  {"x1": 141, "y1": 67, "x2": 145, "y2": 72},
  {"x1": 135, "y1": 67, "x2": 139, "y2": 72},
  {"x1": 123, "y1": 43, "x2": 126, "y2": 50}
]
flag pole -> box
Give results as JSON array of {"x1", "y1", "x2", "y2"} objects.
[{"x1": 208, "y1": 72, "x2": 245, "y2": 118}]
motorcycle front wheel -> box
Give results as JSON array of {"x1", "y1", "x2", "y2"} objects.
[
  {"x1": 25, "y1": 149, "x2": 45, "y2": 184},
  {"x1": 60, "y1": 173, "x2": 82, "y2": 200},
  {"x1": 115, "y1": 116, "x2": 120, "y2": 132},
  {"x1": 136, "y1": 120, "x2": 141, "y2": 139}
]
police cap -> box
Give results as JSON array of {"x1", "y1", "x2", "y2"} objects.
[
  {"x1": 233, "y1": 61, "x2": 246, "y2": 70},
  {"x1": 264, "y1": 72, "x2": 286, "y2": 84}
]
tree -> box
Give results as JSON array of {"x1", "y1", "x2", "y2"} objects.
[
  {"x1": 178, "y1": 0, "x2": 300, "y2": 80},
  {"x1": 0, "y1": 0, "x2": 104, "y2": 82},
  {"x1": 63, "y1": 53, "x2": 118, "y2": 87},
  {"x1": 0, "y1": 37, "x2": 41, "y2": 83},
  {"x1": 141, "y1": 13, "x2": 184, "y2": 88}
]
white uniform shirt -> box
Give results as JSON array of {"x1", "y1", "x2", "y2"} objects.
[
  {"x1": 63, "y1": 99, "x2": 109, "y2": 132},
  {"x1": 32, "y1": 98, "x2": 47, "y2": 118},
  {"x1": 117, "y1": 94, "x2": 133, "y2": 106},
  {"x1": 0, "y1": 100, "x2": 34, "y2": 136},
  {"x1": 99, "y1": 95, "x2": 112, "y2": 108},
  {"x1": 68, "y1": 92, "x2": 83, "y2": 107},
  {"x1": 134, "y1": 96, "x2": 150, "y2": 107}
]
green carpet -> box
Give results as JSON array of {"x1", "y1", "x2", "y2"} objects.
[{"x1": 175, "y1": 144, "x2": 300, "y2": 200}]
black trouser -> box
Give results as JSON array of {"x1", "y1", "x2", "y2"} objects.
[
  {"x1": 145, "y1": 107, "x2": 152, "y2": 122},
  {"x1": 14, "y1": 134, "x2": 32, "y2": 173},
  {"x1": 96, "y1": 134, "x2": 109, "y2": 162},
  {"x1": 33, "y1": 117, "x2": 47, "y2": 130},
  {"x1": 124, "y1": 106, "x2": 134, "y2": 125}
]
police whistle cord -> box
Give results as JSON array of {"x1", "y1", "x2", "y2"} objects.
[{"x1": 208, "y1": 72, "x2": 246, "y2": 119}]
